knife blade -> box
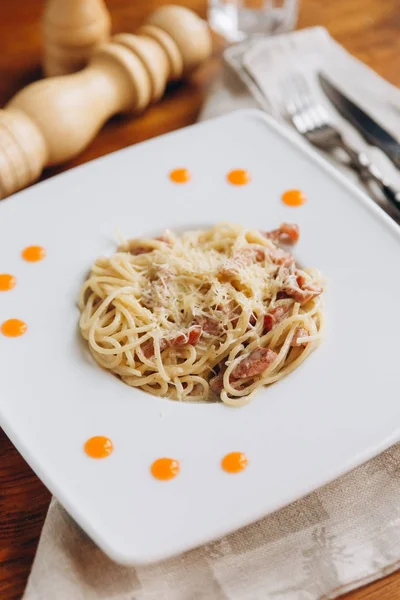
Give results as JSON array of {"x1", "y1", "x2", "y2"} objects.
[{"x1": 318, "y1": 73, "x2": 400, "y2": 170}]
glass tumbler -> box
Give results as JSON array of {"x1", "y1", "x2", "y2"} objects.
[{"x1": 208, "y1": 0, "x2": 299, "y2": 42}]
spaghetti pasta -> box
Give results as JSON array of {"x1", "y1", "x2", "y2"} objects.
[{"x1": 79, "y1": 223, "x2": 324, "y2": 406}]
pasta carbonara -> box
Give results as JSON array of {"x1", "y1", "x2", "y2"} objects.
[{"x1": 79, "y1": 223, "x2": 324, "y2": 406}]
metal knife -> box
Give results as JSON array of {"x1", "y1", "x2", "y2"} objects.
[{"x1": 318, "y1": 73, "x2": 400, "y2": 170}]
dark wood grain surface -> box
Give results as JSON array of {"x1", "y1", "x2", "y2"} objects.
[{"x1": 1, "y1": 1, "x2": 400, "y2": 598}]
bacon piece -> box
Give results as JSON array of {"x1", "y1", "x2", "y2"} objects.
[
  {"x1": 155, "y1": 235, "x2": 171, "y2": 245},
  {"x1": 194, "y1": 315, "x2": 220, "y2": 336},
  {"x1": 140, "y1": 326, "x2": 201, "y2": 358},
  {"x1": 209, "y1": 370, "x2": 241, "y2": 394},
  {"x1": 170, "y1": 326, "x2": 202, "y2": 347},
  {"x1": 189, "y1": 383, "x2": 204, "y2": 396},
  {"x1": 263, "y1": 304, "x2": 291, "y2": 333},
  {"x1": 264, "y1": 223, "x2": 300, "y2": 244},
  {"x1": 268, "y1": 247, "x2": 295, "y2": 268},
  {"x1": 295, "y1": 270, "x2": 306, "y2": 288},
  {"x1": 276, "y1": 291, "x2": 290, "y2": 300},
  {"x1": 188, "y1": 327, "x2": 202, "y2": 345},
  {"x1": 263, "y1": 314, "x2": 274, "y2": 332},
  {"x1": 209, "y1": 359, "x2": 229, "y2": 394},
  {"x1": 140, "y1": 338, "x2": 168, "y2": 359},
  {"x1": 253, "y1": 248, "x2": 265, "y2": 262},
  {"x1": 140, "y1": 339, "x2": 153, "y2": 358},
  {"x1": 284, "y1": 282, "x2": 322, "y2": 304},
  {"x1": 209, "y1": 373, "x2": 246, "y2": 394},
  {"x1": 291, "y1": 327, "x2": 308, "y2": 347},
  {"x1": 209, "y1": 373, "x2": 224, "y2": 394},
  {"x1": 130, "y1": 246, "x2": 151, "y2": 256},
  {"x1": 279, "y1": 268, "x2": 323, "y2": 305},
  {"x1": 231, "y1": 347, "x2": 277, "y2": 379},
  {"x1": 279, "y1": 223, "x2": 300, "y2": 243}
]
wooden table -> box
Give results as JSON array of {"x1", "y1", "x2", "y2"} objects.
[{"x1": 1, "y1": 1, "x2": 400, "y2": 598}]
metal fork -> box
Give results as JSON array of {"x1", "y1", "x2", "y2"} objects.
[{"x1": 281, "y1": 73, "x2": 400, "y2": 212}]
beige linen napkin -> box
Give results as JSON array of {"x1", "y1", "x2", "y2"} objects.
[{"x1": 24, "y1": 28, "x2": 400, "y2": 600}]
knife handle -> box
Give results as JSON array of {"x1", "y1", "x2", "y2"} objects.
[
  {"x1": 340, "y1": 145, "x2": 400, "y2": 213},
  {"x1": 357, "y1": 155, "x2": 400, "y2": 212},
  {"x1": 376, "y1": 182, "x2": 400, "y2": 211}
]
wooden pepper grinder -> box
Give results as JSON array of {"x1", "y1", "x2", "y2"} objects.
[
  {"x1": 42, "y1": 0, "x2": 111, "y2": 76},
  {"x1": 0, "y1": 5, "x2": 212, "y2": 200}
]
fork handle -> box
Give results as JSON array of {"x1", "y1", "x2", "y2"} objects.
[
  {"x1": 375, "y1": 182, "x2": 400, "y2": 210},
  {"x1": 357, "y1": 155, "x2": 400, "y2": 212},
  {"x1": 338, "y1": 143, "x2": 400, "y2": 212}
]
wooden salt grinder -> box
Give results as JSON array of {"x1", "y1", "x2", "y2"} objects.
[
  {"x1": 0, "y1": 5, "x2": 212, "y2": 200},
  {"x1": 42, "y1": 0, "x2": 111, "y2": 77}
]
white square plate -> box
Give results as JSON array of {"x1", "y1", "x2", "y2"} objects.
[{"x1": 1, "y1": 110, "x2": 400, "y2": 565}]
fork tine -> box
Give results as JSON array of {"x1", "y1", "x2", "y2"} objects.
[
  {"x1": 314, "y1": 103, "x2": 331, "y2": 126},
  {"x1": 293, "y1": 74, "x2": 325, "y2": 131},
  {"x1": 280, "y1": 72, "x2": 314, "y2": 132},
  {"x1": 280, "y1": 71, "x2": 333, "y2": 137},
  {"x1": 307, "y1": 105, "x2": 324, "y2": 129},
  {"x1": 293, "y1": 79, "x2": 315, "y2": 132}
]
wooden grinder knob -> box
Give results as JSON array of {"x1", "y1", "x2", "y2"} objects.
[
  {"x1": 42, "y1": 0, "x2": 111, "y2": 77},
  {"x1": 0, "y1": 5, "x2": 212, "y2": 199}
]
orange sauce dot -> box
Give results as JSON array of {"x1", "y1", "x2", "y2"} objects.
[
  {"x1": 221, "y1": 452, "x2": 248, "y2": 474},
  {"x1": 169, "y1": 168, "x2": 191, "y2": 184},
  {"x1": 281, "y1": 189, "x2": 306, "y2": 206},
  {"x1": 227, "y1": 169, "x2": 251, "y2": 186},
  {"x1": 21, "y1": 245, "x2": 46, "y2": 262},
  {"x1": 151, "y1": 457, "x2": 180, "y2": 481},
  {"x1": 1, "y1": 318, "x2": 27, "y2": 337},
  {"x1": 0, "y1": 274, "x2": 16, "y2": 291},
  {"x1": 84, "y1": 436, "x2": 114, "y2": 459}
]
